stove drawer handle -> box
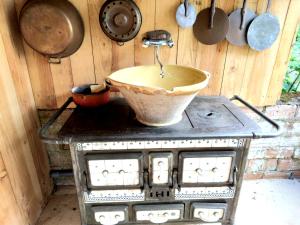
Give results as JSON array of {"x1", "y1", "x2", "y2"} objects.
[
  {"x1": 230, "y1": 95, "x2": 282, "y2": 138},
  {"x1": 148, "y1": 213, "x2": 169, "y2": 224},
  {"x1": 39, "y1": 97, "x2": 73, "y2": 144}
]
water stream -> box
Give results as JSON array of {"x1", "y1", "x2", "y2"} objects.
[{"x1": 155, "y1": 46, "x2": 166, "y2": 78}]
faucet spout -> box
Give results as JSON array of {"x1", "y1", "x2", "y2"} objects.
[{"x1": 142, "y1": 30, "x2": 174, "y2": 78}]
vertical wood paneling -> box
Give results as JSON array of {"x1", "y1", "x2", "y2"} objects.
[
  {"x1": 177, "y1": 0, "x2": 201, "y2": 67},
  {"x1": 88, "y1": 0, "x2": 113, "y2": 82},
  {"x1": 2, "y1": 0, "x2": 51, "y2": 199},
  {"x1": 239, "y1": 0, "x2": 290, "y2": 105},
  {"x1": 196, "y1": 0, "x2": 235, "y2": 96},
  {"x1": 155, "y1": 0, "x2": 180, "y2": 65},
  {"x1": 0, "y1": 33, "x2": 43, "y2": 224},
  {"x1": 50, "y1": 58, "x2": 74, "y2": 107},
  {"x1": 12, "y1": 0, "x2": 296, "y2": 107},
  {"x1": 69, "y1": 0, "x2": 96, "y2": 85},
  {"x1": 134, "y1": 0, "x2": 156, "y2": 66},
  {"x1": 0, "y1": 153, "x2": 25, "y2": 225},
  {"x1": 221, "y1": 0, "x2": 258, "y2": 98},
  {"x1": 265, "y1": 0, "x2": 300, "y2": 105},
  {"x1": 112, "y1": 40, "x2": 135, "y2": 71}
]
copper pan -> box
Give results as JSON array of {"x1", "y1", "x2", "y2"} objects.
[{"x1": 19, "y1": 0, "x2": 84, "y2": 63}]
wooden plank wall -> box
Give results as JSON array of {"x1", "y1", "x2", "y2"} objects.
[
  {"x1": 0, "y1": 0, "x2": 52, "y2": 224},
  {"x1": 12, "y1": 0, "x2": 300, "y2": 108}
]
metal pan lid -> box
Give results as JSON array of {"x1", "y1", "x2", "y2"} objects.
[{"x1": 99, "y1": 0, "x2": 142, "y2": 43}]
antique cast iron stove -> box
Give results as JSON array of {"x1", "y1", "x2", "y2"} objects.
[{"x1": 41, "y1": 96, "x2": 281, "y2": 225}]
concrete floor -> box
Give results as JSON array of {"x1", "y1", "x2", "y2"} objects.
[
  {"x1": 37, "y1": 179, "x2": 300, "y2": 225},
  {"x1": 235, "y1": 179, "x2": 300, "y2": 225}
]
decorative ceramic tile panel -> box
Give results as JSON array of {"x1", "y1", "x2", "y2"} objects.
[
  {"x1": 75, "y1": 139, "x2": 242, "y2": 151},
  {"x1": 84, "y1": 190, "x2": 145, "y2": 203},
  {"x1": 175, "y1": 187, "x2": 235, "y2": 200}
]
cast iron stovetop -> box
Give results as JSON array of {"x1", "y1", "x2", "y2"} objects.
[{"x1": 58, "y1": 96, "x2": 263, "y2": 142}]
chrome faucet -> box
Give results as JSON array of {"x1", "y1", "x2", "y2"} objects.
[{"x1": 142, "y1": 30, "x2": 174, "y2": 78}]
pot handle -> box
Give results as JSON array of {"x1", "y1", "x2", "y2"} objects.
[
  {"x1": 48, "y1": 57, "x2": 61, "y2": 64},
  {"x1": 184, "y1": 0, "x2": 189, "y2": 17},
  {"x1": 240, "y1": 0, "x2": 248, "y2": 30},
  {"x1": 230, "y1": 95, "x2": 282, "y2": 138},
  {"x1": 266, "y1": 0, "x2": 272, "y2": 13},
  {"x1": 39, "y1": 97, "x2": 73, "y2": 144},
  {"x1": 209, "y1": 0, "x2": 216, "y2": 29},
  {"x1": 105, "y1": 78, "x2": 119, "y2": 92}
]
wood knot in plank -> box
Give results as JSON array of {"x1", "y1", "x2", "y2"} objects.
[{"x1": 0, "y1": 170, "x2": 8, "y2": 180}]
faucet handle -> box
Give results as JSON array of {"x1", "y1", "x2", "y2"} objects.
[{"x1": 145, "y1": 30, "x2": 171, "y2": 41}]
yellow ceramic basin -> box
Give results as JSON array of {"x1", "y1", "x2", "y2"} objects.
[{"x1": 107, "y1": 65, "x2": 210, "y2": 126}]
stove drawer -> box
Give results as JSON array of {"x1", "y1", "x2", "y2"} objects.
[
  {"x1": 179, "y1": 151, "x2": 236, "y2": 185},
  {"x1": 92, "y1": 205, "x2": 128, "y2": 225},
  {"x1": 86, "y1": 153, "x2": 143, "y2": 188},
  {"x1": 133, "y1": 204, "x2": 184, "y2": 224},
  {"x1": 190, "y1": 203, "x2": 227, "y2": 223}
]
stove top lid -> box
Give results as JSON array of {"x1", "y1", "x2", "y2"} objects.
[{"x1": 58, "y1": 96, "x2": 262, "y2": 141}]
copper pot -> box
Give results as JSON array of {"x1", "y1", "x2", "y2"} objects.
[
  {"x1": 72, "y1": 84, "x2": 110, "y2": 108},
  {"x1": 19, "y1": 0, "x2": 84, "y2": 61}
]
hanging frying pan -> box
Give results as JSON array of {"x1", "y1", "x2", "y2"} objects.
[
  {"x1": 193, "y1": 0, "x2": 229, "y2": 45},
  {"x1": 99, "y1": 0, "x2": 142, "y2": 44},
  {"x1": 247, "y1": 0, "x2": 280, "y2": 51},
  {"x1": 176, "y1": 0, "x2": 197, "y2": 28},
  {"x1": 19, "y1": 0, "x2": 84, "y2": 62},
  {"x1": 226, "y1": 0, "x2": 256, "y2": 46}
]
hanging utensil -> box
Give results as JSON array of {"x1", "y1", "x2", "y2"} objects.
[
  {"x1": 176, "y1": 0, "x2": 197, "y2": 28},
  {"x1": 247, "y1": 0, "x2": 280, "y2": 51},
  {"x1": 19, "y1": 0, "x2": 84, "y2": 63},
  {"x1": 226, "y1": 0, "x2": 256, "y2": 46},
  {"x1": 193, "y1": 0, "x2": 229, "y2": 45},
  {"x1": 99, "y1": 0, "x2": 142, "y2": 44}
]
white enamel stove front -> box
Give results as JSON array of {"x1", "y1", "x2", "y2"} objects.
[{"x1": 76, "y1": 139, "x2": 242, "y2": 225}]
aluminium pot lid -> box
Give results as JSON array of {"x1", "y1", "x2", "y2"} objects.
[
  {"x1": 99, "y1": 0, "x2": 142, "y2": 43},
  {"x1": 226, "y1": 8, "x2": 256, "y2": 46},
  {"x1": 247, "y1": 13, "x2": 280, "y2": 51}
]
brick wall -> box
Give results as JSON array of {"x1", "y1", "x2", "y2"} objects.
[{"x1": 243, "y1": 101, "x2": 300, "y2": 179}]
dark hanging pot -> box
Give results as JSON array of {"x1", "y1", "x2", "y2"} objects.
[
  {"x1": 99, "y1": 0, "x2": 142, "y2": 45},
  {"x1": 19, "y1": 0, "x2": 84, "y2": 63}
]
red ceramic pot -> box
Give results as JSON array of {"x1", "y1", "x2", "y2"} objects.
[{"x1": 72, "y1": 84, "x2": 110, "y2": 107}]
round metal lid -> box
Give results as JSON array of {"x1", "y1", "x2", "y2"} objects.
[
  {"x1": 193, "y1": 7, "x2": 229, "y2": 45},
  {"x1": 226, "y1": 8, "x2": 256, "y2": 46},
  {"x1": 99, "y1": 0, "x2": 142, "y2": 42},
  {"x1": 247, "y1": 13, "x2": 280, "y2": 51}
]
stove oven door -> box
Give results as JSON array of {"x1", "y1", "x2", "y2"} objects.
[
  {"x1": 178, "y1": 151, "x2": 236, "y2": 186},
  {"x1": 85, "y1": 153, "x2": 143, "y2": 189}
]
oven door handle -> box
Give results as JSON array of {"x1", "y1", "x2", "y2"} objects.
[
  {"x1": 230, "y1": 166, "x2": 238, "y2": 189},
  {"x1": 39, "y1": 97, "x2": 73, "y2": 144},
  {"x1": 230, "y1": 95, "x2": 282, "y2": 138}
]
